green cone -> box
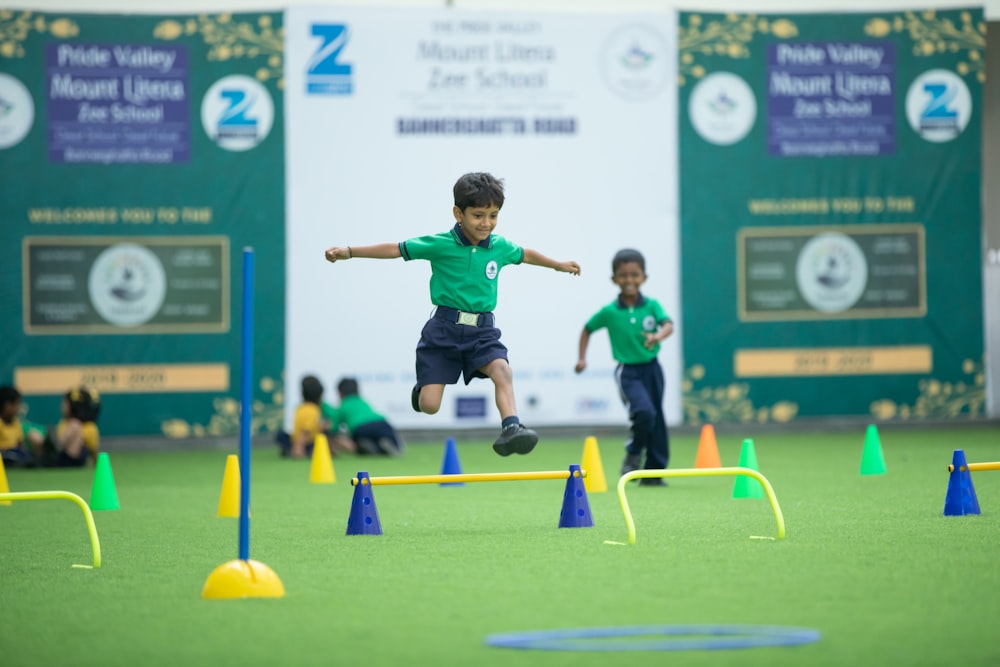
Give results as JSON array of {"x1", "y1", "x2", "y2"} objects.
[
  {"x1": 860, "y1": 424, "x2": 887, "y2": 475},
  {"x1": 733, "y1": 439, "x2": 764, "y2": 498},
  {"x1": 89, "y1": 452, "x2": 120, "y2": 511}
]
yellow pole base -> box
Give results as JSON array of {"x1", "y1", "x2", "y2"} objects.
[{"x1": 201, "y1": 559, "x2": 285, "y2": 599}]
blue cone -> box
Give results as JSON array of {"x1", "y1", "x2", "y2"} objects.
[
  {"x1": 559, "y1": 464, "x2": 594, "y2": 528},
  {"x1": 439, "y1": 437, "x2": 464, "y2": 486},
  {"x1": 346, "y1": 472, "x2": 383, "y2": 535},
  {"x1": 943, "y1": 450, "x2": 980, "y2": 517}
]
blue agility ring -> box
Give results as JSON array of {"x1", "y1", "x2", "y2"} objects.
[{"x1": 485, "y1": 625, "x2": 821, "y2": 651}]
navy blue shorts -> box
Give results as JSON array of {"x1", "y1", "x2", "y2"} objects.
[
  {"x1": 52, "y1": 450, "x2": 88, "y2": 468},
  {"x1": 1, "y1": 445, "x2": 33, "y2": 468},
  {"x1": 354, "y1": 420, "x2": 403, "y2": 456},
  {"x1": 415, "y1": 310, "x2": 508, "y2": 387}
]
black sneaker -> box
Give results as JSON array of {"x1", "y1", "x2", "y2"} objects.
[
  {"x1": 638, "y1": 477, "x2": 668, "y2": 487},
  {"x1": 621, "y1": 451, "x2": 642, "y2": 476},
  {"x1": 492, "y1": 424, "x2": 538, "y2": 456},
  {"x1": 411, "y1": 385, "x2": 421, "y2": 413}
]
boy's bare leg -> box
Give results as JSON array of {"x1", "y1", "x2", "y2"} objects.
[
  {"x1": 290, "y1": 431, "x2": 308, "y2": 458},
  {"x1": 415, "y1": 383, "x2": 445, "y2": 414},
  {"x1": 481, "y1": 359, "x2": 537, "y2": 456},
  {"x1": 481, "y1": 358, "x2": 516, "y2": 418}
]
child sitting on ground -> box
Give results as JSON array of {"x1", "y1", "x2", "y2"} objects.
[
  {"x1": 331, "y1": 377, "x2": 404, "y2": 456},
  {"x1": 36, "y1": 386, "x2": 101, "y2": 467},
  {"x1": 276, "y1": 375, "x2": 355, "y2": 458},
  {"x1": 0, "y1": 385, "x2": 44, "y2": 468}
]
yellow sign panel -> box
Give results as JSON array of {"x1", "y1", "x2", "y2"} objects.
[
  {"x1": 15, "y1": 364, "x2": 230, "y2": 394},
  {"x1": 734, "y1": 346, "x2": 932, "y2": 377}
]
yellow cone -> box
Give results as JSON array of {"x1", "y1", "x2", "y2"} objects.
[
  {"x1": 217, "y1": 454, "x2": 241, "y2": 518},
  {"x1": 0, "y1": 456, "x2": 10, "y2": 506},
  {"x1": 581, "y1": 436, "x2": 607, "y2": 493},
  {"x1": 310, "y1": 433, "x2": 336, "y2": 484}
]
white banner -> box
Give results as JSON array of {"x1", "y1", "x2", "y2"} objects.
[{"x1": 284, "y1": 6, "x2": 680, "y2": 432}]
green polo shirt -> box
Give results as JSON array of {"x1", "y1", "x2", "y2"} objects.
[
  {"x1": 584, "y1": 294, "x2": 671, "y2": 365},
  {"x1": 331, "y1": 395, "x2": 386, "y2": 434},
  {"x1": 399, "y1": 224, "x2": 524, "y2": 313}
]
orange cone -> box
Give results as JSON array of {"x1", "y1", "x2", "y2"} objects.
[{"x1": 694, "y1": 424, "x2": 722, "y2": 468}]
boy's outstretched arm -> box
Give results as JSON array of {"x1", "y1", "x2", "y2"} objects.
[
  {"x1": 522, "y1": 248, "x2": 581, "y2": 275},
  {"x1": 575, "y1": 328, "x2": 591, "y2": 373},
  {"x1": 325, "y1": 243, "x2": 402, "y2": 263}
]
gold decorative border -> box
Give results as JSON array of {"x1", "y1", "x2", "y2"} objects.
[
  {"x1": 161, "y1": 373, "x2": 284, "y2": 438},
  {"x1": 678, "y1": 13, "x2": 798, "y2": 87},
  {"x1": 154, "y1": 13, "x2": 284, "y2": 88},
  {"x1": 681, "y1": 364, "x2": 799, "y2": 425},
  {"x1": 864, "y1": 10, "x2": 985, "y2": 83},
  {"x1": 870, "y1": 358, "x2": 985, "y2": 420},
  {"x1": 0, "y1": 11, "x2": 79, "y2": 58}
]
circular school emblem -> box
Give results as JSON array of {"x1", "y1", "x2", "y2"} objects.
[
  {"x1": 795, "y1": 232, "x2": 867, "y2": 313},
  {"x1": 88, "y1": 243, "x2": 167, "y2": 326},
  {"x1": 485, "y1": 260, "x2": 498, "y2": 280}
]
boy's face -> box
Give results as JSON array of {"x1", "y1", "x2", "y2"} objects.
[
  {"x1": 1, "y1": 398, "x2": 21, "y2": 422},
  {"x1": 454, "y1": 204, "x2": 500, "y2": 244},
  {"x1": 612, "y1": 261, "x2": 646, "y2": 297}
]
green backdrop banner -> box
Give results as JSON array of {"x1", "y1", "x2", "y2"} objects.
[
  {"x1": 678, "y1": 8, "x2": 984, "y2": 423},
  {"x1": 0, "y1": 10, "x2": 285, "y2": 437}
]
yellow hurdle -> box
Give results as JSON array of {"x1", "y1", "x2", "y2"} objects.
[
  {"x1": 616, "y1": 467, "x2": 786, "y2": 546},
  {"x1": 351, "y1": 469, "x2": 586, "y2": 486},
  {"x1": 0, "y1": 490, "x2": 102, "y2": 568},
  {"x1": 947, "y1": 461, "x2": 1000, "y2": 473}
]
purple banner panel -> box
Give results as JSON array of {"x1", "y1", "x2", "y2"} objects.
[
  {"x1": 46, "y1": 43, "x2": 190, "y2": 164},
  {"x1": 767, "y1": 42, "x2": 895, "y2": 157}
]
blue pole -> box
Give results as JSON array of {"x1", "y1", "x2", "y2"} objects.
[{"x1": 238, "y1": 247, "x2": 254, "y2": 561}]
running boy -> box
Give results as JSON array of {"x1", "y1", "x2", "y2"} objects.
[
  {"x1": 324, "y1": 172, "x2": 580, "y2": 456},
  {"x1": 574, "y1": 249, "x2": 673, "y2": 485}
]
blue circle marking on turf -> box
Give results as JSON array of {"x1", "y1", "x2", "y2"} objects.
[{"x1": 485, "y1": 625, "x2": 821, "y2": 651}]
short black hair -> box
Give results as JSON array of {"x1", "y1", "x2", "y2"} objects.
[
  {"x1": 337, "y1": 377, "x2": 359, "y2": 397},
  {"x1": 0, "y1": 385, "x2": 21, "y2": 406},
  {"x1": 612, "y1": 248, "x2": 646, "y2": 273},
  {"x1": 66, "y1": 386, "x2": 101, "y2": 422},
  {"x1": 300, "y1": 375, "x2": 324, "y2": 404},
  {"x1": 453, "y1": 172, "x2": 505, "y2": 211}
]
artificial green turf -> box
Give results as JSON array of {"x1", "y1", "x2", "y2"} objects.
[{"x1": 1, "y1": 426, "x2": 999, "y2": 666}]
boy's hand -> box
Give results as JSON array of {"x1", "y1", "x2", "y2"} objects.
[
  {"x1": 325, "y1": 247, "x2": 348, "y2": 263},
  {"x1": 558, "y1": 261, "x2": 581, "y2": 275},
  {"x1": 574, "y1": 360, "x2": 587, "y2": 373}
]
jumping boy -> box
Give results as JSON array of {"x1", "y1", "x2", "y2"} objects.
[
  {"x1": 324, "y1": 172, "x2": 580, "y2": 456},
  {"x1": 574, "y1": 249, "x2": 673, "y2": 485}
]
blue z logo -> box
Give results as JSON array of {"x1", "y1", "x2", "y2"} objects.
[
  {"x1": 919, "y1": 82, "x2": 957, "y2": 131},
  {"x1": 217, "y1": 89, "x2": 258, "y2": 138},
  {"x1": 307, "y1": 24, "x2": 353, "y2": 95}
]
